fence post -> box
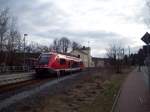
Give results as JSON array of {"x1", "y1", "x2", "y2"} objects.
[
  {"x1": 145, "y1": 56, "x2": 150, "y2": 91},
  {"x1": 148, "y1": 62, "x2": 150, "y2": 91}
]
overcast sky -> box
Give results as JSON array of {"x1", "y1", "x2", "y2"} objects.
[{"x1": 0, "y1": 0, "x2": 149, "y2": 57}]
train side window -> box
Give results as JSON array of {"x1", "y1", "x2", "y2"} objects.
[
  {"x1": 60, "y1": 59, "x2": 66, "y2": 65},
  {"x1": 80, "y1": 62, "x2": 83, "y2": 65},
  {"x1": 57, "y1": 58, "x2": 59, "y2": 63},
  {"x1": 68, "y1": 61, "x2": 71, "y2": 67}
]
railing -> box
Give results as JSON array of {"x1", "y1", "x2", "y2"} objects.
[
  {"x1": 141, "y1": 66, "x2": 150, "y2": 89},
  {"x1": 0, "y1": 72, "x2": 35, "y2": 86},
  {"x1": 0, "y1": 66, "x2": 34, "y2": 75}
]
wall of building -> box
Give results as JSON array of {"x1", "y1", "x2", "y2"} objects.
[{"x1": 70, "y1": 48, "x2": 94, "y2": 68}]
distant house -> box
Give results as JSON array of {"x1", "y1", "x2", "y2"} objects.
[
  {"x1": 70, "y1": 46, "x2": 94, "y2": 67},
  {"x1": 92, "y1": 57, "x2": 106, "y2": 67}
]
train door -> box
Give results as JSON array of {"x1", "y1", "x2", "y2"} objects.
[{"x1": 59, "y1": 58, "x2": 67, "y2": 69}]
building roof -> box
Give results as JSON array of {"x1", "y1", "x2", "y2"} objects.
[
  {"x1": 81, "y1": 46, "x2": 90, "y2": 50},
  {"x1": 76, "y1": 49, "x2": 88, "y2": 55},
  {"x1": 71, "y1": 46, "x2": 91, "y2": 55},
  {"x1": 92, "y1": 57, "x2": 108, "y2": 61},
  {"x1": 70, "y1": 49, "x2": 88, "y2": 55}
]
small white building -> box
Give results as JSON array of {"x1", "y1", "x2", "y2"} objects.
[{"x1": 70, "y1": 47, "x2": 94, "y2": 67}]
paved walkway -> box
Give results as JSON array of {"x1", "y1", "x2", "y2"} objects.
[{"x1": 117, "y1": 68, "x2": 150, "y2": 112}]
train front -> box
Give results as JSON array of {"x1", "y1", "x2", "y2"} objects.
[{"x1": 35, "y1": 53, "x2": 56, "y2": 75}]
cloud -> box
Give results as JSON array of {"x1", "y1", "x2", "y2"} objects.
[
  {"x1": 0, "y1": 0, "x2": 146, "y2": 57},
  {"x1": 33, "y1": 29, "x2": 134, "y2": 53}
]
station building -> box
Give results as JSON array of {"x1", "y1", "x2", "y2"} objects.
[{"x1": 70, "y1": 46, "x2": 94, "y2": 68}]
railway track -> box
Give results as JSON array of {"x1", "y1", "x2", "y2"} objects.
[
  {"x1": 0, "y1": 71, "x2": 88, "y2": 111},
  {"x1": 0, "y1": 68, "x2": 97, "y2": 111},
  {"x1": 0, "y1": 77, "x2": 54, "y2": 94},
  {"x1": 0, "y1": 68, "x2": 95, "y2": 87}
]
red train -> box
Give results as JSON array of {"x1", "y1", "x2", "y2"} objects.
[{"x1": 35, "y1": 52, "x2": 84, "y2": 75}]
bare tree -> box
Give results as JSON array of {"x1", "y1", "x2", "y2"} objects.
[
  {"x1": 38, "y1": 45, "x2": 49, "y2": 53},
  {"x1": 15, "y1": 32, "x2": 22, "y2": 52},
  {"x1": 51, "y1": 38, "x2": 61, "y2": 52},
  {"x1": 106, "y1": 43, "x2": 125, "y2": 73},
  {"x1": 0, "y1": 8, "x2": 11, "y2": 65},
  {"x1": 5, "y1": 17, "x2": 22, "y2": 65},
  {"x1": 26, "y1": 42, "x2": 39, "y2": 53},
  {"x1": 27, "y1": 41, "x2": 51, "y2": 53},
  {"x1": 7, "y1": 18, "x2": 20, "y2": 51},
  {"x1": 0, "y1": 8, "x2": 9, "y2": 52},
  {"x1": 51, "y1": 38, "x2": 79, "y2": 53},
  {"x1": 0, "y1": 8, "x2": 25, "y2": 65},
  {"x1": 71, "y1": 41, "x2": 82, "y2": 50},
  {"x1": 59, "y1": 37, "x2": 71, "y2": 53},
  {"x1": 26, "y1": 41, "x2": 42, "y2": 53}
]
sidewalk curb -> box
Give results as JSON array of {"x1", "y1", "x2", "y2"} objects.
[
  {"x1": 110, "y1": 87, "x2": 122, "y2": 112},
  {"x1": 110, "y1": 69, "x2": 133, "y2": 112}
]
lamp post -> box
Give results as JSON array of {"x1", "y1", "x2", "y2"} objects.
[
  {"x1": 23, "y1": 34, "x2": 28, "y2": 69},
  {"x1": 88, "y1": 41, "x2": 90, "y2": 68},
  {"x1": 141, "y1": 32, "x2": 150, "y2": 90}
]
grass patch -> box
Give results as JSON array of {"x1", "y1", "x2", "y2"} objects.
[
  {"x1": 15, "y1": 67, "x2": 133, "y2": 112},
  {"x1": 78, "y1": 74, "x2": 126, "y2": 112}
]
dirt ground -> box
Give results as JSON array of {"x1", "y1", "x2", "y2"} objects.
[{"x1": 7, "y1": 67, "x2": 133, "y2": 112}]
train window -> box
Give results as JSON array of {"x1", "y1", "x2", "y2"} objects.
[
  {"x1": 39, "y1": 54, "x2": 51, "y2": 64},
  {"x1": 60, "y1": 59, "x2": 66, "y2": 65},
  {"x1": 72, "y1": 61, "x2": 79, "y2": 68},
  {"x1": 80, "y1": 62, "x2": 83, "y2": 65},
  {"x1": 68, "y1": 61, "x2": 71, "y2": 67}
]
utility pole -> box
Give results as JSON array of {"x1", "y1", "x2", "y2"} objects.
[
  {"x1": 23, "y1": 34, "x2": 28, "y2": 70},
  {"x1": 147, "y1": 44, "x2": 150, "y2": 90},
  {"x1": 141, "y1": 32, "x2": 150, "y2": 91},
  {"x1": 128, "y1": 46, "x2": 130, "y2": 56},
  {"x1": 88, "y1": 41, "x2": 90, "y2": 68}
]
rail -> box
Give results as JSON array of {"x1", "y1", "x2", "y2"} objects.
[
  {"x1": 0, "y1": 72, "x2": 35, "y2": 86},
  {"x1": 0, "y1": 67, "x2": 97, "y2": 86}
]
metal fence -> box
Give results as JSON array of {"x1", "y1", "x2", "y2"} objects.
[
  {"x1": 0, "y1": 66, "x2": 33, "y2": 75},
  {"x1": 141, "y1": 56, "x2": 150, "y2": 89},
  {"x1": 0, "y1": 72, "x2": 34, "y2": 86}
]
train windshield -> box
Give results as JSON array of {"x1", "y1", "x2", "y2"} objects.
[{"x1": 38, "y1": 54, "x2": 51, "y2": 65}]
